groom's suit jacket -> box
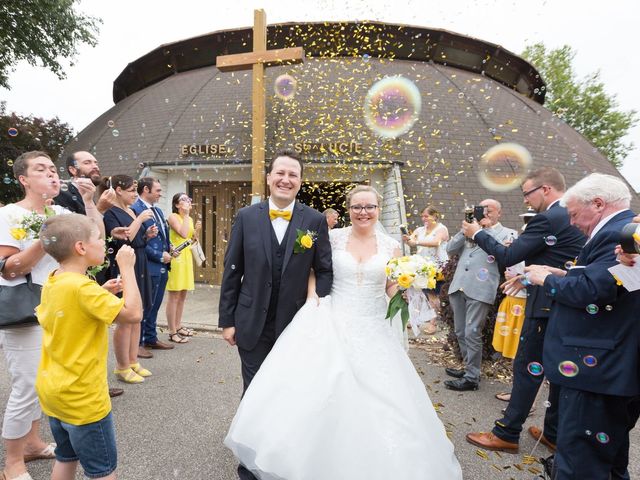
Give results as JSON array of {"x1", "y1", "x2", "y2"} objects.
[{"x1": 218, "y1": 200, "x2": 333, "y2": 350}]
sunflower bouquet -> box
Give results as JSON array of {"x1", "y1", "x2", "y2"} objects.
[{"x1": 385, "y1": 255, "x2": 438, "y2": 334}]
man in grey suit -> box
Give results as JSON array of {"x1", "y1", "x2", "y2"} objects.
[{"x1": 445, "y1": 199, "x2": 517, "y2": 391}]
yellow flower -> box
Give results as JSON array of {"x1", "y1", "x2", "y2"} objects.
[
  {"x1": 397, "y1": 273, "x2": 415, "y2": 289},
  {"x1": 436, "y1": 270, "x2": 445, "y2": 281},
  {"x1": 300, "y1": 234, "x2": 313, "y2": 249},
  {"x1": 10, "y1": 228, "x2": 27, "y2": 240},
  {"x1": 427, "y1": 278, "x2": 437, "y2": 290}
]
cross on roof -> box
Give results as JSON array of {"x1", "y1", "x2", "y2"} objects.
[{"x1": 216, "y1": 9, "x2": 305, "y2": 202}]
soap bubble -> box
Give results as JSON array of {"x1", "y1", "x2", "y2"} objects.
[
  {"x1": 363, "y1": 76, "x2": 421, "y2": 139},
  {"x1": 274, "y1": 74, "x2": 297, "y2": 100},
  {"x1": 478, "y1": 143, "x2": 532, "y2": 192}
]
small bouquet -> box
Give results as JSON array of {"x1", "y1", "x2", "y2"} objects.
[
  {"x1": 10, "y1": 206, "x2": 56, "y2": 241},
  {"x1": 87, "y1": 237, "x2": 113, "y2": 280},
  {"x1": 385, "y1": 255, "x2": 438, "y2": 335}
]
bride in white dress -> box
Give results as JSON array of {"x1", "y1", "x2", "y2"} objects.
[{"x1": 225, "y1": 186, "x2": 463, "y2": 480}]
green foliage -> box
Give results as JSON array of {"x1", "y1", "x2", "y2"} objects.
[
  {"x1": 522, "y1": 43, "x2": 637, "y2": 168},
  {"x1": 0, "y1": 0, "x2": 100, "y2": 89},
  {"x1": 0, "y1": 102, "x2": 74, "y2": 204}
]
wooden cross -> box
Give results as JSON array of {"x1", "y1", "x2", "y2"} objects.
[{"x1": 216, "y1": 9, "x2": 305, "y2": 202}]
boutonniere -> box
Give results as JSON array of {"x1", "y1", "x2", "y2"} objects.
[
  {"x1": 10, "y1": 206, "x2": 56, "y2": 241},
  {"x1": 294, "y1": 229, "x2": 317, "y2": 254}
]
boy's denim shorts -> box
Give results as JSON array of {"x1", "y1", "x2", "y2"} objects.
[{"x1": 49, "y1": 412, "x2": 117, "y2": 479}]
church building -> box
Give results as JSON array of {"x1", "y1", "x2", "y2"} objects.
[{"x1": 67, "y1": 20, "x2": 636, "y2": 285}]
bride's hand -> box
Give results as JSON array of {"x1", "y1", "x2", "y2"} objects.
[{"x1": 307, "y1": 293, "x2": 320, "y2": 306}]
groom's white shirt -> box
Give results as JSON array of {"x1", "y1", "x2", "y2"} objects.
[{"x1": 268, "y1": 198, "x2": 295, "y2": 244}]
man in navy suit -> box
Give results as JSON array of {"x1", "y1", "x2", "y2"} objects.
[
  {"x1": 464, "y1": 167, "x2": 585, "y2": 453},
  {"x1": 131, "y1": 177, "x2": 175, "y2": 356},
  {"x1": 219, "y1": 151, "x2": 333, "y2": 480},
  {"x1": 525, "y1": 173, "x2": 640, "y2": 479}
]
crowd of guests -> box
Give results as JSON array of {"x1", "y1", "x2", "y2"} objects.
[
  {"x1": 396, "y1": 166, "x2": 639, "y2": 479},
  {"x1": 0, "y1": 150, "x2": 200, "y2": 480},
  {"x1": 1, "y1": 149, "x2": 639, "y2": 479}
]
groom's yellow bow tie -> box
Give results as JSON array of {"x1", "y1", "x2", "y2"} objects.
[{"x1": 269, "y1": 209, "x2": 292, "y2": 221}]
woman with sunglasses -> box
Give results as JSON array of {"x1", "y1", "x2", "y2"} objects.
[
  {"x1": 103, "y1": 175, "x2": 154, "y2": 384},
  {"x1": 165, "y1": 193, "x2": 201, "y2": 343}
]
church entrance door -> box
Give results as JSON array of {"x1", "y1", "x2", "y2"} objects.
[{"x1": 189, "y1": 181, "x2": 251, "y2": 284}]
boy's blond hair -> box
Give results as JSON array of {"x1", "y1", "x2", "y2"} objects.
[{"x1": 41, "y1": 214, "x2": 97, "y2": 262}]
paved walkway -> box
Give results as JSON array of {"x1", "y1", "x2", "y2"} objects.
[{"x1": 1, "y1": 285, "x2": 638, "y2": 479}]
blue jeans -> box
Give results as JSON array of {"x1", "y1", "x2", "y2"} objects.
[
  {"x1": 49, "y1": 412, "x2": 117, "y2": 479},
  {"x1": 140, "y1": 271, "x2": 168, "y2": 345}
]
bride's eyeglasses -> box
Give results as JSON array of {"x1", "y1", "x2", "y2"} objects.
[{"x1": 349, "y1": 204, "x2": 378, "y2": 214}]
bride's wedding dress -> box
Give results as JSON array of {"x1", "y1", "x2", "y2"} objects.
[{"x1": 225, "y1": 227, "x2": 463, "y2": 480}]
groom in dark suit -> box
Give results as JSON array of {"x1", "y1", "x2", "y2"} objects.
[
  {"x1": 219, "y1": 151, "x2": 333, "y2": 480},
  {"x1": 524, "y1": 173, "x2": 640, "y2": 479},
  {"x1": 219, "y1": 151, "x2": 333, "y2": 388}
]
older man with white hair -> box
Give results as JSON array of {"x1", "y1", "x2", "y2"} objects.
[{"x1": 524, "y1": 173, "x2": 640, "y2": 480}]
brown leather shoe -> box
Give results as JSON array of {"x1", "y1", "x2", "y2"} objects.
[
  {"x1": 466, "y1": 431, "x2": 519, "y2": 453},
  {"x1": 528, "y1": 426, "x2": 556, "y2": 451},
  {"x1": 109, "y1": 388, "x2": 124, "y2": 398},
  {"x1": 137, "y1": 346, "x2": 153, "y2": 359},
  {"x1": 144, "y1": 340, "x2": 175, "y2": 350}
]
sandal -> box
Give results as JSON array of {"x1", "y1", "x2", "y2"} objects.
[
  {"x1": 169, "y1": 333, "x2": 189, "y2": 343},
  {"x1": 130, "y1": 363, "x2": 152, "y2": 377},
  {"x1": 113, "y1": 367, "x2": 145, "y2": 384},
  {"x1": 422, "y1": 321, "x2": 437, "y2": 335},
  {"x1": 495, "y1": 392, "x2": 511, "y2": 402},
  {"x1": 2, "y1": 473, "x2": 34, "y2": 480},
  {"x1": 24, "y1": 442, "x2": 56, "y2": 463},
  {"x1": 176, "y1": 327, "x2": 194, "y2": 337}
]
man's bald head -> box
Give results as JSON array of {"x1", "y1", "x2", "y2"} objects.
[{"x1": 479, "y1": 198, "x2": 502, "y2": 227}]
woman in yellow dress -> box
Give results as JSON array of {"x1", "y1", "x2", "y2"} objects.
[{"x1": 166, "y1": 193, "x2": 201, "y2": 343}]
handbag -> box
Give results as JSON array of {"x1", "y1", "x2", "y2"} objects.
[
  {"x1": 0, "y1": 258, "x2": 42, "y2": 329},
  {"x1": 191, "y1": 241, "x2": 206, "y2": 267}
]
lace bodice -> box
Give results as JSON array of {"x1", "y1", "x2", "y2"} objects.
[{"x1": 329, "y1": 227, "x2": 400, "y2": 316}]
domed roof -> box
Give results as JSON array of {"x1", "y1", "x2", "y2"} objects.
[{"x1": 69, "y1": 21, "x2": 639, "y2": 226}]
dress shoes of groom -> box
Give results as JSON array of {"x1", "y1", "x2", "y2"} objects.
[
  {"x1": 466, "y1": 432, "x2": 519, "y2": 453},
  {"x1": 445, "y1": 367, "x2": 465, "y2": 378},
  {"x1": 144, "y1": 340, "x2": 174, "y2": 350},
  {"x1": 444, "y1": 378, "x2": 479, "y2": 391}
]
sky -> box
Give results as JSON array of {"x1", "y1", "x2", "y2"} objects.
[{"x1": 2, "y1": 0, "x2": 639, "y2": 188}]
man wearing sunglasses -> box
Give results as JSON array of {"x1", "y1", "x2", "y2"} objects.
[{"x1": 462, "y1": 167, "x2": 585, "y2": 454}]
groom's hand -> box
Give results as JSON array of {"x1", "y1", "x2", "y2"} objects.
[{"x1": 222, "y1": 327, "x2": 236, "y2": 346}]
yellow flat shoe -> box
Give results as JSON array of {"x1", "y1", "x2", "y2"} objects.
[
  {"x1": 113, "y1": 367, "x2": 144, "y2": 384},
  {"x1": 130, "y1": 363, "x2": 152, "y2": 377}
]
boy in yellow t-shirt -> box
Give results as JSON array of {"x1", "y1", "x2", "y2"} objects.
[{"x1": 36, "y1": 213, "x2": 142, "y2": 480}]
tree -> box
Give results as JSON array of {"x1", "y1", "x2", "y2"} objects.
[
  {"x1": 0, "y1": 102, "x2": 74, "y2": 204},
  {"x1": 522, "y1": 43, "x2": 637, "y2": 168},
  {"x1": 0, "y1": 0, "x2": 100, "y2": 89}
]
